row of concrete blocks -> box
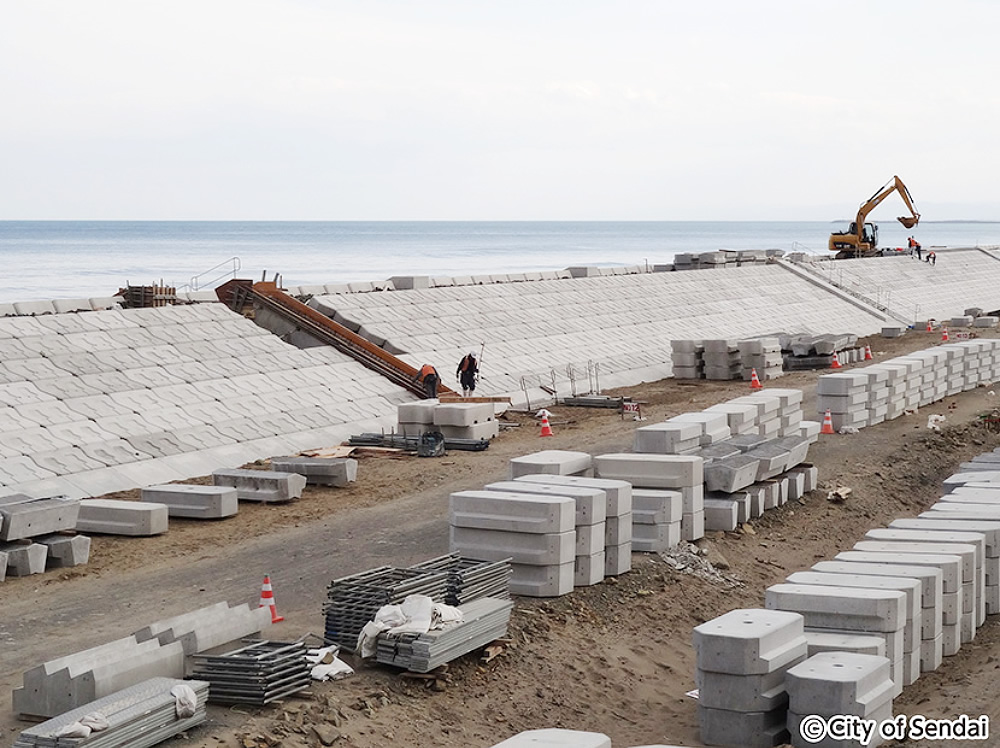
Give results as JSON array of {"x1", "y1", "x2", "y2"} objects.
[
  {"x1": 0, "y1": 494, "x2": 90, "y2": 580},
  {"x1": 69, "y1": 469, "x2": 311, "y2": 536},
  {"x1": 693, "y1": 609, "x2": 894, "y2": 748},
  {"x1": 0, "y1": 534, "x2": 91, "y2": 580},
  {"x1": 0, "y1": 297, "x2": 123, "y2": 317},
  {"x1": 449, "y1": 462, "x2": 633, "y2": 597},
  {"x1": 488, "y1": 728, "x2": 682, "y2": 747},
  {"x1": 816, "y1": 339, "x2": 1000, "y2": 431},
  {"x1": 13, "y1": 600, "x2": 271, "y2": 718},
  {"x1": 634, "y1": 388, "x2": 812, "y2": 456},
  {"x1": 396, "y1": 399, "x2": 501, "y2": 441},
  {"x1": 671, "y1": 337, "x2": 784, "y2": 381},
  {"x1": 704, "y1": 464, "x2": 819, "y2": 533}
]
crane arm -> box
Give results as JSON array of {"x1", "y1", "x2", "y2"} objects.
[{"x1": 855, "y1": 175, "x2": 920, "y2": 229}]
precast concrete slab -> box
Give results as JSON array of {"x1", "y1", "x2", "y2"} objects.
[
  {"x1": 35, "y1": 533, "x2": 91, "y2": 568},
  {"x1": 450, "y1": 526, "x2": 575, "y2": 566},
  {"x1": 76, "y1": 499, "x2": 169, "y2": 536},
  {"x1": 693, "y1": 608, "x2": 807, "y2": 675},
  {"x1": 633, "y1": 420, "x2": 701, "y2": 454},
  {"x1": 631, "y1": 520, "x2": 681, "y2": 552},
  {"x1": 513, "y1": 474, "x2": 632, "y2": 516},
  {"x1": 0, "y1": 497, "x2": 80, "y2": 541},
  {"x1": 449, "y1": 491, "x2": 575, "y2": 534},
  {"x1": 211, "y1": 468, "x2": 306, "y2": 502},
  {"x1": 593, "y1": 453, "x2": 703, "y2": 488},
  {"x1": 703, "y1": 498, "x2": 739, "y2": 531},
  {"x1": 508, "y1": 561, "x2": 574, "y2": 597},
  {"x1": 785, "y1": 651, "x2": 893, "y2": 717},
  {"x1": 803, "y1": 631, "x2": 886, "y2": 658},
  {"x1": 488, "y1": 729, "x2": 611, "y2": 748},
  {"x1": 0, "y1": 541, "x2": 47, "y2": 576},
  {"x1": 482, "y1": 481, "x2": 606, "y2": 526},
  {"x1": 433, "y1": 402, "x2": 495, "y2": 426},
  {"x1": 140, "y1": 484, "x2": 239, "y2": 519},
  {"x1": 509, "y1": 450, "x2": 593, "y2": 479},
  {"x1": 705, "y1": 453, "x2": 760, "y2": 493},
  {"x1": 745, "y1": 444, "x2": 790, "y2": 481},
  {"x1": 696, "y1": 704, "x2": 788, "y2": 748},
  {"x1": 695, "y1": 666, "x2": 790, "y2": 713},
  {"x1": 765, "y1": 584, "x2": 906, "y2": 633},
  {"x1": 269, "y1": 456, "x2": 358, "y2": 487}
]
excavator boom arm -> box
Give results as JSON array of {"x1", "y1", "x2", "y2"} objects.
[{"x1": 855, "y1": 175, "x2": 920, "y2": 228}]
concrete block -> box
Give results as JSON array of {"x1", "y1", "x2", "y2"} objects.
[
  {"x1": 746, "y1": 443, "x2": 790, "y2": 481},
  {"x1": 450, "y1": 490, "x2": 575, "y2": 534},
  {"x1": 0, "y1": 549, "x2": 5, "y2": 581},
  {"x1": 693, "y1": 608, "x2": 807, "y2": 675},
  {"x1": 36, "y1": 533, "x2": 91, "y2": 568},
  {"x1": 804, "y1": 631, "x2": 886, "y2": 658},
  {"x1": 433, "y1": 402, "x2": 494, "y2": 426},
  {"x1": 765, "y1": 584, "x2": 906, "y2": 632},
  {"x1": 575, "y1": 522, "x2": 605, "y2": 555},
  {"x1": 631, "y1": 489, "x2": 683, "y2": 524},
  {"x1": 605, "y1": 542, "x2": 631, "y2": 576},
  {"x1": 483, "y1": 481, "x2": 606, "y2": 526},
  {"x1": 269, "y1": 456, "x2": 358, "y2": 487},
  {"x1": 140, "y1": 484, "x2": 239, "y2": 519},
  {"x1": 508, "y1": 561, "x2": 574, "y2": 597},
  {"x1": 574, "y1": 551, "x2": 605, "y2": 586},
  {"x1": 705, "y1": 453, "x2": 760, "y2": 493},
  {"x1": 593, "y1": 453, "x2": 703, "y2": 488},
  {"x1": 509, "y1": 450, "x2": 593, "y2": 478},
  {"x1": 631, "y1": 520, "x2": 681, "y2": 552},
  {"x1": 851, "y1": 541, "x2": 973, "y2": 588},
  {"x1": 704, "y1": 498, "x2": 740, "y2": 531},
  {"x1": 0, "y1": 541, "x2": 48, "y2": 575},
  {"x1": 785, "y1": 651, "x2": 893, "y2": 717},
  {"x1": 489, "y1": 729, "x2": 610, "y2": 748},
  {"x1": 137, "y1": 602, "x2": 272, "y2": 655},
  {"x1": 513, "y1": 474, "x2": 632, "y2": 516},
  {"x1": 696, "y1": 667, "x2": 791, "y2": 712},
  {"x1": 683, "y1": 510, "x2": 705, "y2": 541},
  {"x1": 697, "y1": 706, "x2": 788, "y2": 748},
  {"x1": 436, "y1": 421, "x2": 500, "y2": 440},
  {"x1": 0, "y1": 497, "x2": 80, "y2": 541},
  {"x1": 450, "y1": 526, "x2": 575, "y2": 565},
  {"x1": 76, "y1": 499, "x2": 169, "y2": 536},
  {"x1": 604, "y1": 514, "x2": 631, "y2": 545},
  {"x1": 633, "y1": 421, "x2": 701, "y2": 453},
  {"x1": 212, "y1": 468, "x2": 306, "y2": 502}
]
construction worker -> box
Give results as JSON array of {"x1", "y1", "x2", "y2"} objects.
[
  {"x1": 926, "y1": 250, "x2": 936, "y2": 265},
  {"x1": 908, "y1": 236, "x2": 922, "y2": 260},
  {"x1": 413, "y1": 364, "x2": 439, "y2": 398},
  {"x1": 456, "y1": 352, "x2": 479, "y2": 396}
]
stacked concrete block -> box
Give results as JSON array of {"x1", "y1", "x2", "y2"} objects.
[
  {"x1": 671, "y1": 411, "x2": 732, "y2": 446},
  {"x1": 0, "y1": 496, "x2": 81, "y2": 541},
  {"x1": 852, "y1": 539, "x2": 977, "y2": 647},
  {"x1": 803, "y1": 631, "x2": 886, "y2": 658},
  {"x1": 433, "y1": 401, "x2": 499, "y2": 440},
  {"x1": 739, "y1": 337, "x2": 783, "y2": 382},
  {"x1": 705, "y1": 453, "x2": 761, "y2": 495},
  {"x1": 703, "y1": 339, "x2": 742, "y2": 380},
  {"x1": 914, "y1": 509, "x2": 1000, "y2": 613},
  {"x1": 449, "y1": 490, "x2": 576, "y2": 597},
  {"x1": 633, "y1": 420, "x2": 701, "y2": 455},
  {"x1": 630, "y1": 489, "x2": 682, "y2": 552},
  {"x1": 703, "y1": 496, "x2": 741, "y2": 532},
  {"x1": 785, "y1": 652, "x2": 894, "y2": 748},
  {"x1": 0, "y1": 542, "x2": 48, "y2": 576},
  {"x1": 396, "y1": 398, "x2": 440, "y2": 437},
  {"x1": 269, "y1": 456, "x2": 358, "y2": 487},
  {"x1": 509, "y1": 450, "x2": 593, "y2": 479},
  {"x1": 12, "y1": 636, "x2": 186, "y2": 718},
  {"x1": 670, "y1": 339, "x2": 704, "y2": 380},
  {"x1": 483, "y1": 480, "x2": 606, "y2": 587},
  {"x1": 693, "y1": 608, "x2": 808, "y2": 748},
  {"x1": 703, "y1": 401, "x2": 760, "y2": 436},
  {"x1": 515, "y1": 474, "x2": 633, "y2": 576},
  {"x1": 784, "y1": 571, "x2": 921, "y2": 687},
  {"x1": 764, "y1": 584, "x2": 907, "y2": 697},
  {"x1": 832, "y1": 551, "x2": 953, "y2": 663},
  {"x1": 76, "y1": 499, "x2": 169, "y2": 536},
  {"x1": 0, "y1": 549, "x2": 7, "y2": 581},
  {"x1": 758, "y1": 388, "x2": 804, "y2": 437},
  {"x1": 594, "y1": 454, "x2": 704, "y2": 542},
  {"x1": 212, "y1": 468, "x2": 306, "y2": 502},
  {"x1": 140, "y1": 484, "x2": 239, "y2": 518}
]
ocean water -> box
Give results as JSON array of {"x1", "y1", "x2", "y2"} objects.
[{"x1": 1, "y1": 220, "x2": 998, "y2": 303}]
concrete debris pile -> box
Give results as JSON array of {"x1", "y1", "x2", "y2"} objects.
[
  {"x1": 815, "y1": 339, "x2": 1000, "y2": 432},
  {"x1": 13, "y1": 678, "x2": 210, "y2": 748},
  {"x1": 0, "y1": 493, "x2": 87, "y2": 580}
]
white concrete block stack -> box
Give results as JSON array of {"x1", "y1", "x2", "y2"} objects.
[
  {"x1": 785, "y1": 652, "x2": 894, "y2": 748},
  {"x1": 672, "y1": 411, "x2": 732, "y2": 446},
  {"x1": 630, "y1": 489, "x2": 683, "y2": 552},
  {"x1": 916, "y1": 508, "x2": 1000, "y2": 614},
  {"x1": 703, "y1": 339, "x2": 742, "y2": 381},
  {"x1": 693, "y1": 608, "x2": 808, "y2": 748},
  {"x1": 670, "y1": 339, "x2": 703, "y2": 380},
  {"x1": 433, "y1": 401, "x2": 499, "y2": 440},
  {"x1": 396, "y1": 399, "x2": 439, "y2": 437},
  {"x1": 0, "y1": 494, "x2": 86, "y2": 577},
  {"x1": 703, "y1": 400, "x2": 760, "y2": 436},
  {"x1": 483, "y1": 480, "x2": 607, "y2": 587},
  {"x1": 514, "y1": 474, "x2": 633, "y2": 577},
  {"x1": 509, "y1": 450, "x2": 593, "y2": 479},
  {"x1": 449, "y1": 490, "x2": 576, "y2": 597},
  {"x1": 633, "y1": 420, "x2": 702, "y2": 455},
  {"x1": 594, "y1": 453, "x2": 704, "y2": 543},
  {"x1": 815, "y1": 340, "x2": 1000, "y2": 432},
  {"x1": 739, "y1": 337, "x2": 784, "y2": 382},
  {"x1": 764, "y1": 584, "x2": 907, "y2": 697}
]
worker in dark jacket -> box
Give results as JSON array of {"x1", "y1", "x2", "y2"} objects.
[
  {"x1": 413, "y1": 364, "x2": 439, "y2": 398},
  {"x1": 456, "y1": 352, "x2": 479, "y2": 396}
]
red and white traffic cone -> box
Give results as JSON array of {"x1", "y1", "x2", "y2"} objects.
[
  {"x1": 941, "y1": 328, "x2": 949, "y2": 342},
  {"x1": 259, "y1": 575, "x2": 284, "y2": 623},
  {"x1": 820, "y1": 409, "x2": 835, "y2": 435},
  {"x1": 539, "y1": 413, "x2": 554, "y2": 437},
  {"x1": 749, "y1": 368, "x2": 763, "y2": 390},
  {"x1": 864, "y1": 344, "x2": 873, "y2": 361}
]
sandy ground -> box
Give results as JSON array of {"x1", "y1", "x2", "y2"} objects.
[{"x1": 4, "y1": 328, "x2": 1000, "y2": 748}]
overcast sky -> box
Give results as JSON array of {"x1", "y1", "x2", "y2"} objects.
[{"x1": 2, "y1": 1, "x2": 998, "y2": 221}]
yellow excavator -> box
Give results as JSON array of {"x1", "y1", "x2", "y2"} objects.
[{"x1": 829, "y1": 176, "x2": 920, "y2": 259}]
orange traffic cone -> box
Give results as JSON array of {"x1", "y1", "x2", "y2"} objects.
[
  {"x1": 864, "y1": 344, "x2": 873, "y2": 361},
  {"x1": 926, "y1": 320, "x2": 933, "y2": 333},
  {"x1": 830, "y1": 354, "x2": 842, "y2": 369},
  {"x1": 941, "y1": 328, "x2": 949, "y2": 342},
  {"x1": 539, "y1": 413, "x2": 554, "y2": 437},
  {"x1": 259, "y1": 575, "x2": 284, "y2": 623},
  {"x1": 749, "y1": 368, "x2": 763, "y2": 390},
  {"x1": 820, "y1": 409, "x2": 835, "y2": 435}
]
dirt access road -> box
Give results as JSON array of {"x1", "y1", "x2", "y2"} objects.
[{"x1": 3, "y1": 329, "x2": 1000, "y2": 748}]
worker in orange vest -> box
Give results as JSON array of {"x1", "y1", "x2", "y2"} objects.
[
  {"x1": 456, "y1": 352, "x2": 479, "y2": 396},
  {"x1": 413, "y1": 364, "x2": 440, "y2": 398}
]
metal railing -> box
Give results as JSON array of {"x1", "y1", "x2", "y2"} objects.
[{"x1": 179, "y1": 257, "x2": 242, "y2": 292}]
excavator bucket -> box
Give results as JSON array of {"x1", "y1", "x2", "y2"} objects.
[{"x1": 897, "y1": 216, "x2": 919, "y2": 229}]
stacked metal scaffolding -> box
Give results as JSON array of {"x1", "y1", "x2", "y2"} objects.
[
  {"x1": 190, "y1": 640, "x2": 311, "y2": 705},
  {"x1": 409, "y1": 553, "x2": 512, "y2": 606}
]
